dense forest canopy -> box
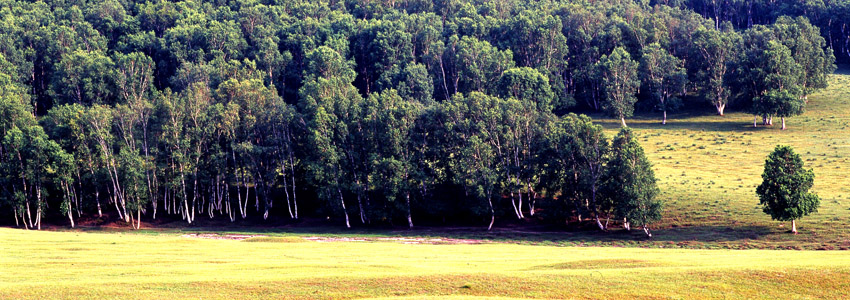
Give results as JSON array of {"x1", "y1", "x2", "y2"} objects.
[{"x1": 0, "y1": 0, "x2": 835, "y2": 233}]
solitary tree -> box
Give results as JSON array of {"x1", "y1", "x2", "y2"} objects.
[{"x1": 756, "y1": 145, "x2": 819, "y2": 234}]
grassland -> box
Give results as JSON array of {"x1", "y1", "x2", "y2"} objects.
[
  {"x1": 586, "y1": 73, "x2": 850, "y2": 250},
  {"x1": 2, "y1": 228, "x2": 850, "y2": 299}
]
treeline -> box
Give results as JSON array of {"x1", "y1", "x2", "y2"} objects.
[
  {"x1": 0, "y1": 0, "x2": 834, "y2": 232},
  {"x1": 666, "y1": 0, "x2": 850, "y2": 63}
]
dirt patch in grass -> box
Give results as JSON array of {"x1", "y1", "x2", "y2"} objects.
[
  {"x1": 242, "y1": 236, "x2": 306, "y2": 243},
  {"x1": 182, "y1": 233, "x2": 268, "y2": 240},
  {"x1": 302, "y1": 236, "x2": 487, "y2": 244},
  {"x1": 529, "y1": 259, "x2": 670, "y2": 270}
]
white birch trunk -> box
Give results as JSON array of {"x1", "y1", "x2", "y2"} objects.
[
  {"x1": 338, "y1": 188, "x2": 351, "y2": 228},
  {"x1": 406, "y1": 192, "x2": 413, "y2": 229},
  {"x1": 792, "y1": 220, "x2": 797, "y2": 234}
]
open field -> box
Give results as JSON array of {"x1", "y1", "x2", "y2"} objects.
[
  {"x1": 2, "y1": 228, "x2": 850, "y2": 299},
  {"x1": 585, "y1": 73, "x2": 850, "y2": 249}
]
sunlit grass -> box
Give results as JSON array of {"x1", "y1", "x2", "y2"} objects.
[
  {"x1": 587, "y1": 73, "x2": 850, "y2": 248},
  {"x1": 2, "y1": 228, "x2": 850, "y2": 299}
]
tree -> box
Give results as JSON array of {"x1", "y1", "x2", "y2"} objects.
[
  {"x1": 442, "y1": 92, "x2": 503, "y2": 230},
  {"x1": 640, "y1": 43, "x2": 687, "y2": 124},
  {"x1": 744, "y1": 40, "x2": 806, "y2": 130},
  {"x1": 539, "y1": 113, "x2": 609, "y2": 229},
  {"x1": 299, "y1": 46, "x2": 363, "y2": 228},
  {"x1": 447, "y1": 35, "x2": 514, "y2": 96},
  {"x1": 692, "y1": 26, "x2": 740, "y2": 116},
  {"x1": 597, "y1": 47, "x2": 639, "y2": 127},
  {"x1": 51, "y1": 50, "x2": 116, "y2": 106},
  {"x1": 497, "y1": 67, "x2": 555, "y2": 112},
  {"x1": 603, "y1": 128, "x2": 662, "y2": 237},
  {"x1": 756, "y1": 145, "x2": 819, "y2": 234},
  {"x1": 365, "y1": 89, "x2": 422, "y2": 228},
  {"x1": 768, "y1": 16, "x2": 835, "y2": 100}
]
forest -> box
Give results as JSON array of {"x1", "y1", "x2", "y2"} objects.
[{"x1": 0, "y1": 0, "x2": 836, "y2": 234}]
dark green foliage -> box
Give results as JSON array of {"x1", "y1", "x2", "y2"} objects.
[
  {"x1": 756, "y1": 145, "x2": 819, "y2": 233},
  {"x1": 640, "y1": 43, "x2": 687, "y2": 124},
  {"x1": 603, "y1": 128, "x2": 662, "y2": 237}
]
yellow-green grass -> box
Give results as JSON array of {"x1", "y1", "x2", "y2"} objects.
[
  {"x1": 2, "y1": 228, "x2": 850, "y2": 299},
  {"x1": 588, "y1": 73, "x2": 850, "y2": 249}
]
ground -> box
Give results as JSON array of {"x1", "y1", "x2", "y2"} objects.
[{"x1": 2, "y1": 228, "x2": 850, "y2": 299}]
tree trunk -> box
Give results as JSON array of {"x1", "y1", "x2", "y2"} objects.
[
  {"x1": 716, "y1": 103, "x2": 725, "y2": 116},
  {"x1": 338, "y1": 187, "x2": 351, "y2": 228},
  {"x1": 624, "y1": 218, "x2": 630, "y2": 231},
  {"x1": 643, "y1": 225, "x2": 652, "y2": 238},
  {"x1": 289, "y1": 155, "x2": 298, "y2": 219},
  {"x1": 662, "y1": 110, "x2": 667, "y2": 125},
  {"x1": 595, "y1": 215, "x2": 605, "y2": 231},
  {"x1": 356, "y1": 186, "x2": 366, "y2": 224},
  {"x1": 406, "y1": 192, "x2": 413, "y2": 229},
  {"x1": 621, "y1": 117, "x2": 627, "y2": 127},
  {"x1": 517, "y1": 189, "x2": 524, "y2": 219},
  {"x1": 67, "y1": 197, "x2": 75, "y2": 228},
  {"x1": 487, "y1": 190, "x2": 495, "y2": 231},
  {"x1": 510, "y1": 192, "x2": 521, "y2": 219},
  {"x1": 781, "y1": 117, "x2": 786, "y2": 130},
  {"x1": 754, "y1": 115, "x2": 758, "y2": 127},
  {"x1": 792, "y1": 219, "x2": 797, "y2": 234}
]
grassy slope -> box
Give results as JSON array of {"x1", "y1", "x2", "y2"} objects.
[
  {"x1": 588, "y1": 73, "x2": 850, "y2": 249},
  {"x1": 2, "y1": 228, "x2": 850, "y2": 299}
]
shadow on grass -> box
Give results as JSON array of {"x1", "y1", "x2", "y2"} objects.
[
  {"x1": 156, "y1": 222, "x2": 777, "y2": 246},
  {"x1": 582, "y1": 109, "x2": 786, "y2": 133}
]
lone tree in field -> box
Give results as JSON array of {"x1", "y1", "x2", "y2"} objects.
[{"x1": 756, "y1": 145, "x2": 819, "y2": 234}]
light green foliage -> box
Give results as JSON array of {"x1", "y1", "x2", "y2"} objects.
[
  {"x1": 691, "y1": 25, "x2": 740, "y2": 115},
  {"x1": 497, "y1": 67, "x2": 554, "y2": 112},
  {"x1": 597, "y1": 47, "x2": 639, "y2": 126},
  {"x1": 756, "y1": 145, "x2": 819, "y2": 231},
  {"x1": 449, "y1": 35, "x2": 514, "y2": 95},
  {"x1": 365, "y1": 89, "x2": 422, "y2": 226},
  {"x1": 769, "y1": 16, "x2": 835, "y2": 97},
  {"x1": 51, "y1": 50, "x2": 116, "y2": 106}
]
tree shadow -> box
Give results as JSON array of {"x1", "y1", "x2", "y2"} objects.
[
  {"x1": 172, "y1": 222, "x2": 778, "y2": 246},
  {"x1": 583, "y1": 109, "x2": 783, "y2": 133}
]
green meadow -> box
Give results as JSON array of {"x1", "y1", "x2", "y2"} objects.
[{"x1": 2, "y1": 228, "x2": 850, "y2": 299}]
